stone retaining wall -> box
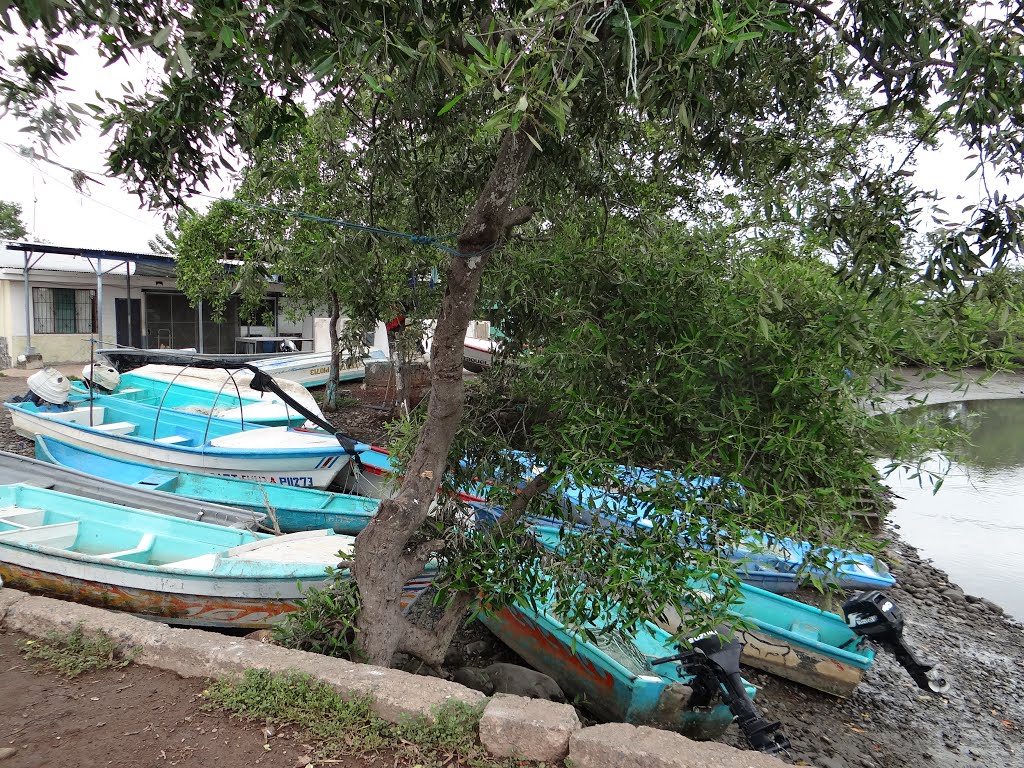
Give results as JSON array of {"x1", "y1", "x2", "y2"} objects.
[{"x1": 0, "y1": 589, "x2": 786, "y2": 768}]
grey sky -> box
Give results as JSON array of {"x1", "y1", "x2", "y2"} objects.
[{"x1": 0, "y1": 32, "x2": 1017, "y2": 253}]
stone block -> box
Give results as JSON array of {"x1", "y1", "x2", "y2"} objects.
[
  {"x1": 568, "y1": 723, "x2": 788, "y2": 768},
  {"x1": 479, "y1": 693, "x2": 580, "y2": 763},
  {"x1": 0, "y1": 587, "x2": 28, "y2": 621}
]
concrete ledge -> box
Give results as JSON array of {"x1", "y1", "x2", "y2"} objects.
[
  {"x1": 568, "y1": 723, "x2": 788, "y2": 768},
  {"x1": 2, "y1": 594, "x2": 482, "y2": 723},
  {"x1": 479, "y1": 693, "x2": 580, "y2": 762}
]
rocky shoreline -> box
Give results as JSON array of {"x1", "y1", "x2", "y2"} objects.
[{"x1": 1, "y1": 368, "x2": 1021, "y2": 767}]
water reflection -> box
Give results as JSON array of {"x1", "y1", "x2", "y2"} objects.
[{"x1": 883, "y1": 399, "x2": 1024, "y2": 621}]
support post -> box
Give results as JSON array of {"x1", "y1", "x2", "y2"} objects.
[
  {"x1": 23, "y1": 250, "x2": 35, "y2": 355},
  {"x1": 125, "y1": 262, "x2": 132, "y2": 347},
  {"x1": 96, "y1": 256, "x2": 103, "y2": 346},
  {"x1": 197, "y1": 299, "x2": 205, "y2": 353}
]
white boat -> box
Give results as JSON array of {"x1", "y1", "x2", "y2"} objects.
[
  {"x1": 253, "y1": 349, "x2": 388, "y2": 388},
  {"x1": 463, "y1": 335, "x2": 498, "y2": 372},
  {"x1": 5, "y1": 395, "x2": 365, "y2": 489}
]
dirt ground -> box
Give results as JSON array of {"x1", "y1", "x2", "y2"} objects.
[
  {"x1": 1, "y1": 365, "x2": 1023, "y2": 768},
  {"x1": 0, "y1": 631, "x2": 384, "y2": 768}
]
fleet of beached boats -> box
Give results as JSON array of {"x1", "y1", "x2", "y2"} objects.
[{"x1": 0, "y1": 359, "x2": 933, "y2": 750}]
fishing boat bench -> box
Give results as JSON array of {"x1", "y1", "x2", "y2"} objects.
[
  {"x1": 91, "y1": 421, "x2": 137, "y2": 436},
  {"x1": 96, "y1": 532, "x2": 156, "y2": 561},
  {"x1": 0, "y1": 521, "x2": 80, "y2": 548},
  {"x1": 154, "y1": 435, "x2": 191, "y2": 445}
]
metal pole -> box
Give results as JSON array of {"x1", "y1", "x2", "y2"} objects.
[
  {"x1": 96, "y1": 256, "x2": 103, "y2": 346},
  {"x1": 197, "y1": 299, "x2": 205, "y2": 353},
  {"x1": 125, "y1": 262, "x2": 132, "y2": 347},
  {"x1": 23, "y1": 250, "x2": 35, "y2": 355}
]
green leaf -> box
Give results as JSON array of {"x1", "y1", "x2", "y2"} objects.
[
  {"x1": 437, "y1": 92, "x2": 465, "y2": 116},
  {"x1": 176, "y1": 45, "x2": 193, "y2": 78},
  {"x1": 152, "y1": 27, "x2": 171, "y2": 48}
]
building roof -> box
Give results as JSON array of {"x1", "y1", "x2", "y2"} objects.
[{"x1": 4, "y1": 241, "x2": 176, "y2": 273}]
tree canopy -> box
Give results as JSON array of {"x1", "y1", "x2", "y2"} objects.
[
  {"x1": 0, "y1": 200, "x2": 28, "y2": 240},
  {"x1": 3, "y1": 0, "x2": 1023, "y2": 666}
]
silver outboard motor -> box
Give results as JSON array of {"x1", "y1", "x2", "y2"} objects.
[
  {"x1": 10, "y1": 367, "x2": 72, "y2": 409},
  {"x1": 81, "y1": 363, "x2": 121, "y2": 393}
]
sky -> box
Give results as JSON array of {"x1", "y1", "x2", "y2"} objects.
[{"x1": 0, "y1": 31, "x2": 1018, "y2": 254}]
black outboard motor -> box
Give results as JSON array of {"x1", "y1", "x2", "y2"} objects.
[
  {"x1": 652, "y1": 630, "x2": 790, "y2": 755},
  {"x1": 843, "y1": 590, "x2": 950, "y2": 693}
]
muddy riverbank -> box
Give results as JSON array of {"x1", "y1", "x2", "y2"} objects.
[{"x1": 1, "y1": 366, "x2": 1022, "y2": 767}]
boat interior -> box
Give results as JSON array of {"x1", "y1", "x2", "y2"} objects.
[
  {"x1": 0, "y1": 484, "x2": 255, "y2": 566},
  {"x1": 14, "y1": 397, "x2": 262, "y2": 447}
]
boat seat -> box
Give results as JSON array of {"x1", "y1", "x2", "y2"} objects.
[
  {"x1": 91, "y1": 421, "x2": 137, "y2": 436},
  {"x1": 0, "y1": 507, "x2": 47, "y2": 528},
  {"x1": 0, "y1": 521, "x2": 79, "y2": 548},
  {"x1": 97, "y1": 533, "x2": 155, "y2": 560},
  {"x1": 789, "y1": 621, "x2": 821, "y2": 643},
  {"x1": 154, "y1": 435, "x2": 190, "y2": 445}
]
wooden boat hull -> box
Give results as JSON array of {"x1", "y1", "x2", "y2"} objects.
[
  {"x1": 0, "y1": 561, "x2": 434, "y2": 629},
  {"x1": 481, "y1": 603, "x2": 742, "y2": 740},
  {"x1": 37, "y1": 436, "x2": 378, "y2": 535},
  {"x1": 7, "y1": 403, "x2": 354, "y2": 489}
]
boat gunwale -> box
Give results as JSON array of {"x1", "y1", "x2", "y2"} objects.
[{"x1": 6, "y1": 403, "x2": 362, "y2": 458}]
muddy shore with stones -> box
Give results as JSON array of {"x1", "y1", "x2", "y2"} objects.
[{"x1": 1, "y1": 367, "x2": 1022, "y2": 767}]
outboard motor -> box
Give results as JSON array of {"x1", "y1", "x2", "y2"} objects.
[
  {"x1": 843, "y1": 590, "x2": 950, "y2": 693},
  {"x1": 81, "y1": 363, "x2": 121, "y2": 393},
  {"x1": 10, "y1": 367, "x2": 72, "y2": 410},
  {"x1": 652, "y1": 629, "x2": 790, "y2": 755}
]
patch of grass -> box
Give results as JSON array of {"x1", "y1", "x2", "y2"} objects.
[
  {"x1": 205, "y1": 669, "x2": 545, "y2": 767},
  {"x1": 19, "y1": 624, "x2": 140, "y2": 678}
]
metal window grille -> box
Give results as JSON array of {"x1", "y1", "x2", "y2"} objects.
[{"x1": 32, "y1": 287, "x2": 97, "y2": 334}]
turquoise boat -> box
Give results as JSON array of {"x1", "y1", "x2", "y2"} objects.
[
  {"x1": 73, "y1": 371, "x2": 308, "y2": 427},
  {"x1": 0, "y1": 483, "x2": 432, "y2": 629},
  {"x1": 527, "y1": 522, "x2": 875, "y2": 697},
  {"x1": 480, "y1": 582, "x2": 755, "y2": 739},
  {"x1": 35, "y1": 436, "x2": 379, "y2": 535},
  {"x1": 6, "y1": 394, "x2": 364, "y2": 489}
]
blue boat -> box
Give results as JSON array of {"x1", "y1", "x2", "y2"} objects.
[
  {"x1": 489, "y1": 455, "x2": 895, "y2": 593},
  {"x1": 6, "y1": 394, "x2": 365, "y2": 489},
  {"x1": 35, "y1": 436, "x2": 379, "y2": 535},
  {"x1": 525, "y1": 521, "x2": 875, "y2": 697},
  {"x1": 0, "y1": 482, "x2": 433, "y2": 629},
  {"x1": 74, "y1": 368, "x2": 312, "y2": 427}
]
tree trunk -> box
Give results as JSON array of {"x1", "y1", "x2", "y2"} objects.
[
  {"x1": 353, "y1": 129, "x2": 535, "y2": 666},
  {"x1": 324, "y1": 292, "x2": 341, "y2": 412}
]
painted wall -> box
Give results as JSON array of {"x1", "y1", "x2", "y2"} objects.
[{"x1": 9, "y1": 333, "x2": 104, "y2": 363}]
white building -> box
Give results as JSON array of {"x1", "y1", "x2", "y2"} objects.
[{"x1": 0, "y1": 242, "x2": 311, "y2": 366}]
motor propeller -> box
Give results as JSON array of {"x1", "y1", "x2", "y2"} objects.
[
  {"x1": 843, "y1": 590, "x2": 950, "y2": 694},
  {"x1": 652, "y1": 630, "x2": 791, "y2": 755}
]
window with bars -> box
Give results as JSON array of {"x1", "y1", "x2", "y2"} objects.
[{"x1": 32, "y1": 287, "x2": 96, "y2": 334}]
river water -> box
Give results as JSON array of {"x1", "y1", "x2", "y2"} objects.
[{"x1": 883, "y1": 398, "x2": 1024, "y2": 621}]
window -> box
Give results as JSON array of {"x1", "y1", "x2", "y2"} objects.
[{"x1": 32, "y1": 287, "x2": 96, "y2": 334}]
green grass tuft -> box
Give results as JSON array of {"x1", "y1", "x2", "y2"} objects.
[
  {"x1": 205, "y1": 669, "x2": 546, "y2": 767},
  {"x1": 19, "y1": 624, "x2": 140, "y2": 678}
]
